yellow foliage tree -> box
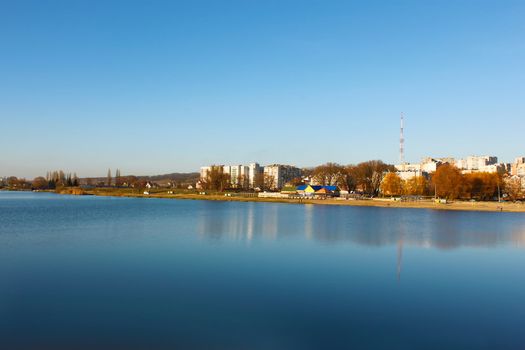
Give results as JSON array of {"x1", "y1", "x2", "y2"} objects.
[
  {"x1": 404, "y1": 176, "x2": 428, "y2": 196},
  {"x1": 463, "y1": 173, "x2": 500, "y2": 201},
  {"x1": 380, "y1": 172, "x2": 403, "y2": 196},
  {"x1": 431, "y1": 164, "x2": 464, "y2": 200}
]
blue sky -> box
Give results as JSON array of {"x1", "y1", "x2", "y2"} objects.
[{"x1": 1, "y1": 0, "x2": 524, "y2": 178}]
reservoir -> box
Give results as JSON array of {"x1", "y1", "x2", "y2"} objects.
[{"x1": 1, "y1": 191, "x2": 525, "y2": 349}]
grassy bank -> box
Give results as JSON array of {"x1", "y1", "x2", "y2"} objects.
[{"x1": 77, "y1": 188, "x2": 525, "y2": 213}]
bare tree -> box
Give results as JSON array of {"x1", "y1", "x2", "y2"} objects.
[
  {"x1": 107, "y1": 169, "x2": 112, "y2": 187},
  {"x1": 202, "y1": 165, "x2": 230, "y2": 192},
  {"x1": 312, "y1": 162, "x2": 346, "y2": 186}
]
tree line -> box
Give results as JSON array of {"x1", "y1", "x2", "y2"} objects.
[
  {"x1": 199, "y1": 161, "x2": 522, "y2": 201},
  {"x1": 380, "y1": 164, "x2": 513, "y2": 200},
  {"x1": 0, "y1": 171, "x2": 80, "y2": 190},
  {"x1": 200, "y1": 161, "x2": 396, "y2": 195}
]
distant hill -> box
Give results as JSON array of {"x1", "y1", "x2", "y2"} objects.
[
  {"x1": 81, "y1": 172, "x2": 199, "y2": 186},
  {"x1": 146, "y1": 172, "x2": 200, "y2": 185}
]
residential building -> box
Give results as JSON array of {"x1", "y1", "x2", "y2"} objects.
[
  {"x1": 420, "y1": 158, "x2": 443, "y2": 173},
  {"x1": 201, "y1": 163, "x2": 261, "y2": 189},
  {"x1": 460, "y1": 155, "x2": 498, "y2": 171},
  {"x1": 200, "y1": 166, "x2": 213, "y2": 180},
  {"x1": 395, "y1": 163, "x2": 423, "y2": 180},
  {"x1": 263, "y1": 164, "x2": 301, "y2": 190},
  {"x1": 453, "y1": 156, "x2": 509, "y2": 174},
  {"x1": 517, "y1": 163, "x2": 525, "y2": 177},
  {"x1": 511, "y1": 157, "x2": 525, "y2": 176},
  {"x1": 248, "y1": 162, "x2": 263, "y2": 188}
]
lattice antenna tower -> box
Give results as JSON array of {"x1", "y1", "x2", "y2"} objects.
[{"x1": 400, "y1": 113, "x2": 405, "y2": 168}]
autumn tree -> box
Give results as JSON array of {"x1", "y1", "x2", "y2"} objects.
[
  {"x1": 289, "y1": 177, "x2": 304, "y2": 186},
  {"x1": 301, "y1": 167, "x2": 314, "y2": 178},
  {"x1": 7, "y1": 176, "x2": 19, "y2": 188},
  {"x1": 202, "y1": 165, "x2": 230, "y2": 192},
  {"x1": 237, "y1": 174, "x2": 249, "y2": 189},
  {"x1": 253, "y1": 173, "x2": 265, "y2": 189},
  {"x1": 343, "y1": 165, "x2": 358, "y2": 192},
  {"x1": 463, "y1": 173, "x2": 501, "y2": 201},
  {"x1": 263, "y1": 174, "x2": 276, "y2": 190},
  {"x1": 312, "y1": 163, "x2": 346, "y2": 186},
  {"x1": 404, "y1": 176, "x2": 429, "y2": 196},
  {"x1": 380, "y1": 172, "x2": 403, "y2": 196},
  {"x1": 32, "y1": 177, "x2": 48, "y2": 190},
  {"x1": 504, "y1": 176, "x2": 523, "y2": 201},
  {"x1": 349, "y1": 160, "x2": 396, "y2": 196},
  {"x1": 123, "y1": 175, "x2": 138, "y2": 187},
  {"x1": 431, "y1": 164, "x2": 464, "y2": 200}
]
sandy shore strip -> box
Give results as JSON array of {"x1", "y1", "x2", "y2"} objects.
[{"x1": 76, "y1": 189, "x2": 525, "y2": 213}]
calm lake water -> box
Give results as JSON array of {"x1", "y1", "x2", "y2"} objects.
[{"x1": 1, "y1": 191, "x2": 525, "y2": 349}]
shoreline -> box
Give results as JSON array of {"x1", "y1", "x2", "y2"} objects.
[
  {"x1": 3, "y1": 188, "x2": 524, "y2": 212},
  {"x1": 82, "y1": 190, "x2": 525, "y2": 213}
]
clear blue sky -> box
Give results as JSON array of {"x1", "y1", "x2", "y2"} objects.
[{"x1": 1, "y1": 0, "x2": 524, "y2": 178}]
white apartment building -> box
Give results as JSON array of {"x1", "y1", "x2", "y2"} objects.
[
  {"x1": 395, "y1": 163, "x2": 423, "y2": 180},
  {"x1": 458, "y1": 156, "x2": 498, "y2": 171},
  {"x1": 248, "y1": 162, "x2": 263, "y2": 188},
  {"x1": 511, "y1": 157, "x2": 525, "y2": 176},
  {"x1": 200, "y1": 163, "x2": 263, "y2": 189},
  {"x1": 420, "y1": 157, "x2": 446, "y2": 173},
  {"x1": 222, "y1": 165, "x2": 250, "y2": 187},
  {"x1": 263, "y1": 164, "x2": 301, "y2": 190},
  {"x1": 512, "y1": 161, "x2": 525, "y2": 177},
  {"x1": 451, "y1": 155, "x2": 504, "y2": 174},
  {"x1": 200, "y1": 166, "x2": 213, "y2": 180}
]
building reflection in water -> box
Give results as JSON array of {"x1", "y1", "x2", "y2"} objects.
[
  {"x1": 304, "y1": 204, "x2": 314, "y2": 240},
  {"x1": 397, "y1": 238, "x2": 403, "y2": 282},
  {"x1": 511, "y1": 226, "x2": 525, "y2": 247},
  {"x1": 196, "y1": 202, "x2": 525, "y2": 250}
]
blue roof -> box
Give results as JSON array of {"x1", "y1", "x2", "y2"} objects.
[{"x1": 296, "y1": 185, "x2": 339, "y2": 191}]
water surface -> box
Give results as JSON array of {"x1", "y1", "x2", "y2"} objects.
[{"x1": 1, "y1": 191, "x2": 525, "y2": 349}]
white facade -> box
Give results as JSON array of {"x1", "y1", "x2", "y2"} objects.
[
  {"x1": 395, "y1": 163, "x2": 423, "y2": 180},
  {"x1": 511, "y1": 157, "x2": 525, "y2": 176},
  {"x1": 200, "y1": 163, "x2": 261, "y2": 188},
  {"x1": 248, "y1": 162, "x2": 262, "y2": 188},
  {"x1": 517, "y1": 163, "x2": 525, "y2": 177},
  {"x1": 462, "y1": 156, "x2": 498, "y2": 170},
  {"x1": 395, "y1": 163, "x2": 420, "y2": 172},
  {"x1": 420, "y1": 158, "x2": 441, "y2": 173},
  {"x1": 455, "y1": 159, "x2": 466, "y2": 169},
  {"x1": 263, "y1": 164, "x2": 301, "y2": 190},
  {"x1": 397, "y1": 170, "x2": 423, "y2": 180},
  {"x1": 478, "y1": 164, "x2": 503, "y2": 174},
  {"x1": 200, "y1": 166, "x2": 213, "y2": 180}
]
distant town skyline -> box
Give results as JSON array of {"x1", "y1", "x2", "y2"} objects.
[{"x1": 1, "y1": 1, "x2": 524, "y2": 178}]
